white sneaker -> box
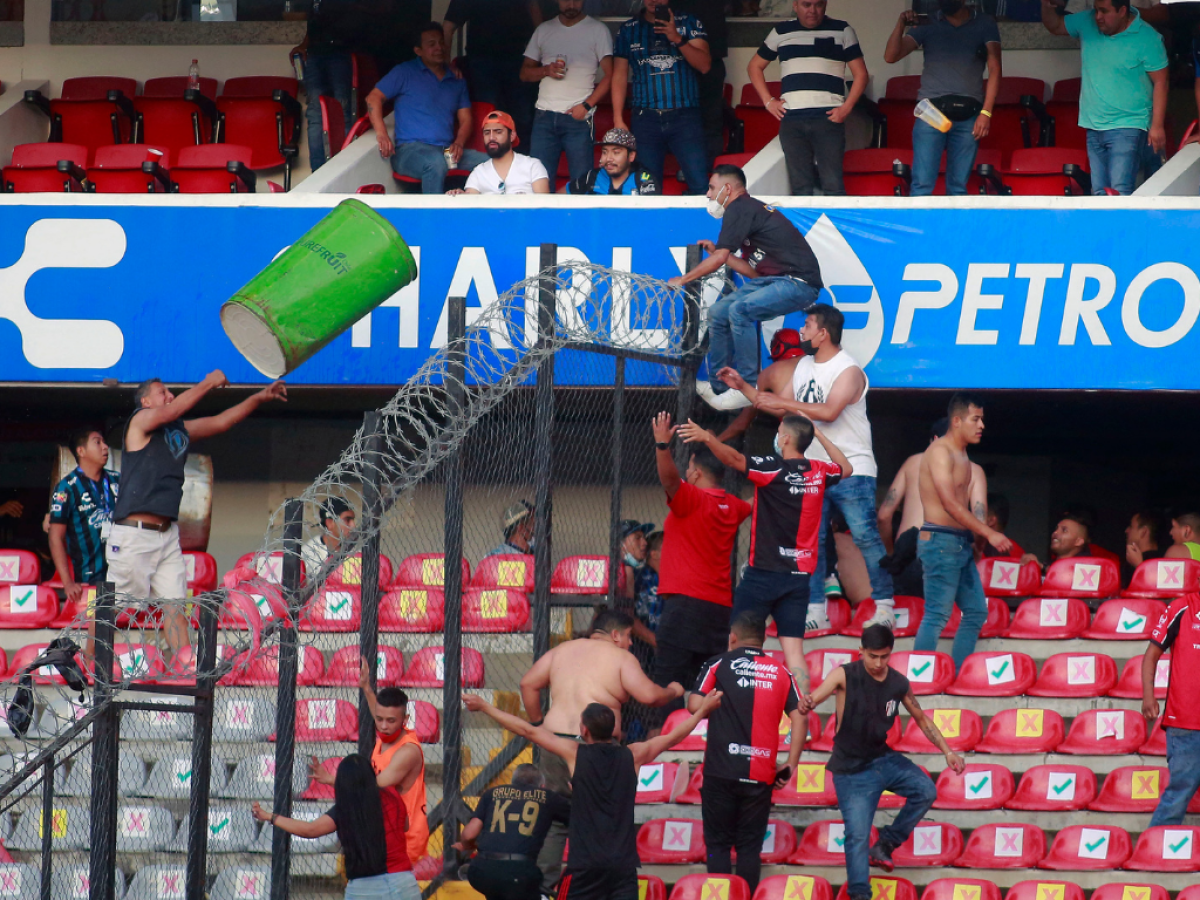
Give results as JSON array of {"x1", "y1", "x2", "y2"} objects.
[
  {"x1": 806, "y1": 604, "x2": 831, "y2": 634},
  {"x1": 697, "y1": 380, "x2": 752, "y2": 411},
  {"x1": 824, "y1": 574, "x2": 843, "y2": 599},
  {"x1": 864, "y1": 603, "x2": 897, "y2": 631}
]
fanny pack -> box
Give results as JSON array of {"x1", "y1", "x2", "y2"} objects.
[{"x1": 933, "y1": 95, "x2": 983, "y2": 122}]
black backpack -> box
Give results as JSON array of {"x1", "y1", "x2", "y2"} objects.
[{"x1": 7, "y1": 637, "x2": 87, "y2": 738}]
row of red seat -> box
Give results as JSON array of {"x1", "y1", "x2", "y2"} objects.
[
  {"x1": 637, "y1": 817, "x2": 1200, "y2": 873},
  {"x1": 843, "y1": 148, "x2": 1092, "y2": 197}
]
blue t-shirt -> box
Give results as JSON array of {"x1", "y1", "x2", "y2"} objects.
[
  {"x1": 1066, "y1": 8, "x2": 1167, "y2": 132},
  {"x1": 908, "y1": 11, "x2": 1000, "y2": 103},
  {"x1": 614, "y1": 12, "x2": 707, "y2": 110},
  {"x1": 374, "y1": 58, "x2": 471, "y2": 147},
  {"x1": 634, "y1": 566, "x2": 661, "y2": 631},
  {"x1": 49, "y1": 468, "x2": 120, "y2": 584}
]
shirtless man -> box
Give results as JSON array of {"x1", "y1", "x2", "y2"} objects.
[
  {"x1": 912, "y1": 393, "x2": 1011, "y2": 670},
  {"x1": 520, "y1": 607, "x2": 684, "y2": 891}
]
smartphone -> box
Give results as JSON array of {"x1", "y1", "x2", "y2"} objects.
[{"x1": 655, "y1": 5, "x2": 671, "y2": 22}]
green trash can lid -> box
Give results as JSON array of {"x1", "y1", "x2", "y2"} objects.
[{"x1": 221, "y1": 303, "x2": 287, "y2": 379}]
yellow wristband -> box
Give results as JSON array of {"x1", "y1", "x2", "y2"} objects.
[{"x1": 980, "y1": 109, "x2": 993, "y2": 118}]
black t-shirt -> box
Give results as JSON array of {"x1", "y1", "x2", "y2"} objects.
[
  {"x1": 745, "y1": 454, "x2": 841, "y2": 575},
  {"x1": 827, "y1": 661, "x2": 910, "y2": 775},
  {"x1": 568, "y1": 743, "x2": 639, "y2": 870},
  {"x1": 715, "y1": 194, "x2": 823, "y2": 287},
  {"x1": 674, "y1": 0, "x2": 726, "y2": 58},
  {"x1": 445, "y1": 0, "x2": 540, "y2": 57},
  {"x1": 472, "y1": 784, "x2": 570, "y2": 856}
]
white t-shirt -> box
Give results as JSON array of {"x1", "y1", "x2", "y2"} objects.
[
  {"x1": 465, "y1": 154, "x2": 550, "y2": 194},
  {"x1": 523, "y1": 15, "x2": 614, "y2": 113}
]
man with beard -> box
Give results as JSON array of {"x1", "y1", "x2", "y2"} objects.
[
  {"x1": 883, "y1": 0, "x2": 1001, "y2": 197},
  {"x1": 451, "y1": 110, "x2": 552, "y2": 195},
  {"x1": 566, "y1": 128, "x2": 660, "y2": 194}
]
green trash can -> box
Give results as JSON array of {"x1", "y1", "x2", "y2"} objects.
[{"x1": 221, "y1": 198, "x2": 417, "y2": 378}]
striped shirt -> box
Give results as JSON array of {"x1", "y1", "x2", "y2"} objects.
[
  {"x1": 614, "y1": 12, "x2": 707, "y2": 110},
  {"x1": 49, "y1": 468, "x2": 120, "y2": 585},
  {"x1": 757, "y1": 17, "x2": 863, "y2": 117}
]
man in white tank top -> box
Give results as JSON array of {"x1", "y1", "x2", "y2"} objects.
[{"x1": 716, "y1": 304, "x2": 895, "y2": 631}]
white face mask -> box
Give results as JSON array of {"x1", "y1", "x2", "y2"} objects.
[
  {"x1": 773, "y1": 434, "x2": 785, "y2": 457},
  {"x1": 707, "y1": 185, "x2": 730, "y2": 219}
]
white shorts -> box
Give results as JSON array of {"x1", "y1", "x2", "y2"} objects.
[{"x1": 105, "y1": 522, "x2": 188, "y2": 602}]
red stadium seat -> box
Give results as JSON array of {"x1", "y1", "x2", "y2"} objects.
[
  {"x1": 551, "y1": 556, "x2": 618, "y2": 595},
  {"x1": 892, "y1": 823, "x2": 964, "y2": 867},
  {"x1": 634, "y1": 762, "x2": 681, "y2": 804},
  {"x1": 407, "y1": 699, "x2": 440, "y2": 743},
  {"x1": 170, "y1": 144, "x2": 256, "y2": 193},
  {"x1": 49, "y1": 586, "x2": 94, "y2": 628},
  {"x1": 981, "y1": 148, "x2": 1090, "y2": 196},
  {"x1": 978, "y1": 558, "x2": 1041, "y2": 597},
  {"x1": 662, "y1": 709, "x2": 708, "y2": 750},
  {"x1": 215, "y1": 77, "x2": 302, "y2": 188},
  {"x1": 893, "y1": 708, "x2": 982, "y2": 753},
  {"x1": 319, "y1": 645, "x2": 405, "y2": 687},
  {"x1": 1027, "y1": 653, "x2": 1117, "y2": 697},
  {"x1": 753, "y1": 874, "x2": 833, "y2": 900},
  {"x1": 1057, "y1": 709, "x2": 1146, "y2": 755},
  {"x1": 919, "y1": 880, "x2": 1000, "y2": 900},
  {"x1": 975, "y1": 709, "x2": 1064, "y2": 754},
  {"x1": 394, "y1": 554, "x2": 470, "y2": 589},
  {"x1": 1005, "y1": 765, "x2": 1097, "y2": 811},
  {"x1": 293, "y1": 698, "x2": 357, "y2": 742},
  {"x1": 1089, "y1": 886, "x2": 1168, "y2": 900},
  {"x1": 1084, "y1": 599, "x2": 1167, "y2": 640},
  {"x1": 833, "y1": 877, "x2": 916, "y2": 900},
  {"x1": 1039, "y1": 557, "x2": 1119, "y2": 599},
  {"x1": 132, "y1": 91, "x2": 215, "y2": 157},
  {"x1": 1179, "y1": 888, "x2": 1200, "y2": 900},
  {"x1": 212, "y1": 591, "x2": 265, "y2": 639},
  {"x1": 302, "y1": 756, "x2": 342, "y2": 800},
  {"x1": 400, "y1": 647, "x2": 484, "y2": 688},
  {"x1": 1125, "y1": 826, "x2": 1200, "y2": 872},
  {"x1": 758, "y1": 821, "x2": 797, "y2": 863},
  {"x1": 669, "y1": 875, "x2": 750, "y2": 900},
  {"x1": 470, "y1": 554, "x2": 536, "y2": 592},
  {"x1": 735, "y1": 82, "x2": 781, "y2": 154},
  {"x1": 8, "y1": 644, "x2": 63, "y2": 684},
  {"x1": 934, "y1": 764, "x2": 1015, "y2": 810},
  {"x1": 878, "y1": 75, "x2": 921, "y2": 149},
  {"x1": 143, "y1": 75, "x2": 218, "y2": 100},
  {"x1": 1141, "y1": 717, "x2": 1167, "y2": 756},
  {"x1": 300, "y1": 586, "x2": 361, "y2": 632},
  {"x1": 844, "y1": 597, "x2": 923, "y2": 638},
  {"x1": 324, "y1": 553, "x2": 395, "y2": 590},
  {"x1": 889, "y1": 651, "x2": 954, "y2": 695},
  {"x1": 806, "y1": 648, "x2": 857, "y2": 689},
  {"x1": 110, "y1": 643, "x2": 167, "y2": 682},
  {"x1": 636, "y1": 819, "x2": 705, "y2": 864},
  {"x1": 350, "y1": 52, "x2": 380, "y2": 119},
  {"x1": 3, "y1": 143, "x2": 88, "y2": 192},
  {"x1": 233, "y1": 551, "x2": 307, "y2": 585},
  {"x1": 0, "y1": 585, "x2": 58, "y2": 628},
  {"x1": 789, "y1": 820, "x2": 878, "y2": 866},
  {"x1": 1088, "y1": 766, "x2": 1171, "y2": 813},
  {"x1": 1046, "y1": 78, "x2": 1084, "y2": 151},
  {"x1": 781, "y1": 711, "x2": 821, "y2": 750},
  {"x1": 464, "y1": 589, "x2": 530, "y2": 632},
  {"x1": 1003, "y1": 881, "x2": 1085, "y2": 900},
  {"x1": 443, "y1": 100, "x2": 496, "y2": 183},
  {"x1": 86, "y1": 144, "x2": 172, "y2": 193},
  {"x1": 842, "y1": 149, "x2": 912, "y2": 197},
  {"x1": 977, "y1": 77, "x2": 1047, "y2": 162},
  {"x1": 808, "y1": 715, "x2": 900, "y2": 754},
  {"x1": 677, "y1": 764, "x2": 703, "y2": 803},
  {"x1": 878, "y1": 766, "x2": 932, "y2": 809},
  {"x1": 225, "y1": 585, "x2": 288, "y2": 626},
  {"x1": 940, "y1": 597, "x2": 1011, "y2": 639},
  {"x1": 772, "y1": 763, "x2": 838, "y2": 807},
  {"x1": 319, "y1": 95, "x2": 345, "y2": 163},
  {"x1": 1122, "y1": 559, "x2": 1200, "y2": 598},
  {"x1": 1109, "y1": 653, "x2": 1170, "y2": 699},
  {"x1": 379, "y1": 588, "x2": 445, "y2": 632},
  {"x1": 234, "y1": 645, "x2": 325, "y2": 686},
  {"x1": 947, "y1": 652, "x2": 1037, "y2": 696},
  {"x1": 28, "y1": 77, "x2": 137, "y2": 153},
  {"x1": 803, "y1": 597, "x2": 851, "y2": 637},
  {"x1": 954, "y1": 823, "x2": 1046, "y2": 869},
  {"x1": 183, "y1": 551, "x2": 218, "y2": 594},
  {"x1": 1004, "y1": 598, "x2": 1090, "y2": 640},
  {"x1": 1038, "y1": 824, "x2": 1132, "y2": 871}
]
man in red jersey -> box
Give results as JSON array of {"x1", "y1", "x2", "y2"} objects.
[{"x1": 648, "y1": 412, "x2": 751, "y2": 726}]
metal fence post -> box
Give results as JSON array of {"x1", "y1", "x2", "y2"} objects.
[
  {"x1": 38, "y1": 754, "x2": 53, "y2": 900},
  {"x1": 442, "y1": 296, "x2": 467, "y2": 877},
  {"x1": 88, "y1": 580, "x2": 119, "y2": 900},
  {"x1": 185, "y1": 596, "x2": 221, "y2": 900},
  {"x1": 605, "y1": 356, "x2": 627, "y2": 608},
  {"x1": 532, "y1": 243, "x2": 557, "y2": 666},
  {"x1": 358, "y1": 410, "x2": 385, "y2": 757},
  {"x1": 675, "y1": 244, "x2": 703, "y2": 473},
  {"x1": 271, "y1": 500, "x2": 304, "y2": 900}
]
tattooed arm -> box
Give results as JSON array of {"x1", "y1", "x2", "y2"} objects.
[
  {"x1": 877, "y1": 460, "x2": 909, "y2": 553},
  {"x1": 902, "y1": 691, "x2": 965, "y2": 773}
]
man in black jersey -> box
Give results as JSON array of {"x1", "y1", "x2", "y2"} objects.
[
  {"x1": 454, "y1": 764, "x2": 570, "y2": 900},
  {"x1": 801, "y1": 625, "x2": 964, "y2": 900},
  {"x1": 463, "y1": 689, "x2": 722, "y2": 900}
]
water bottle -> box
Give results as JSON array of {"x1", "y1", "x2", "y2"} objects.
[
  {"x1": 914, "y1": 98, "x2": 951, "y2": 134},
  {"x1": 187, "y1": 59, "x2": 200, "y2": 92}
]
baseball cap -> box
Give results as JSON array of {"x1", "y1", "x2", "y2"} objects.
[
  {"x1": 769, "y1": 328, "x2": 805, "y2": 361},
  {"x1": 482, "y1": 111, "x2": 519, "y2": 147},
  {"x1": 619, "y1": 519, "x2": 654, "y2": 539},
  {"x1": 597, "y1": 128, "x2": 636, "y2": 151},
  {"x1": 503, "y1": 500, "x2": 534, "y2": 531},
  {"x1": 321, "y1": 497, "x2": 353, "y2": 523}
]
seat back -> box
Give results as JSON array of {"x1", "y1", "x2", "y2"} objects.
[
  {"x1": 171, "y1": 143, "x2": 256, "y2": 193},
  {"x1": 772, "y1": 761, "x2": 838, "y2": 806},
  {"x1": 0, "y1": 585, "x2": 58, "y2": 628},
  {"x1": 236, "y1": 644, "x2": 325, "y2": 686},
  {"x1": 52, "y1": 864, "x2": 124, "y2": 900},
  {"x1": 252, "y1": 802, "x2": 337, "y2": 852},
  {"x1": 1005, "y1": 597, "x2": 1091, "y2": 640},
  {"x1": 1058, "y1": 708, "x2": 1147, "y2": 755},
  {"x1": 233, "y1": 550, "x2": 307, "y2": 585},
  {"x1": 1084, "y1": 598, "x2": 1166, "y2": 639},
  {"x1": 143, "y1": 75, "x2": 218, "y2": 99},
  {"x1": 1041, "y1": 824, "x2": 1132, "y2": 870},
  {"x1": 300, "y1": 585, "x2": 362, "y2": 632},
  {"x1": 394, "y1": 553, "x2": 470, "y2": 589},
  {"x1": 9, "y1": 804, "x2": 90, "y2": 850},
  {"x1": 753, "y1": 875, "x2": 834, "y2": 900},
  {"x1": 790, "y1": 819, "x2": 878, "y2": 865},
  {"x1": 1124, "y1": 558, "x2": 1200, "y2": 598},
  {"x1": 319, "y1": 95, "x2": 346, "y2": 161},
  {"x1": 934, "y1": 763, "x2": 1014, "y2": 809},
  {"x1": 400, "y1": 646, "x2": 484, "y2": 688},
  {"x1": 805, "y1": 648, "x2": 856, "y2": 689},
  {"x1": 636, "y1": 818, "x2": 706, "y2": 863},
  {"x1": 172, "y1": 806, "x2": 257, "y2": 852},
  {"x1": 844, "y1": 596, "x2": 923, "y2": 636},
  {"x1": 320, "y1": 644, "x2": 405, "y2": 686},
  {"x1": 1110, "y1": 652, "x2": 1170, "y2": 699},
  {"x1": 948, "y1": 651, "x2": 1038, "y2": 696},
  {"x1": 1090, "y1": 766, "x2": 1171, "y2": 813},
  {"x1": 1004, "y1": 882, "x2": 1085, "y2": 900},
  {"x1": 380, "y1": 587, "x2": 446, "y2": 632},
  {"x1": 668, "y1": 875, "x2": 750, "y2": 900},
  {"x1": 940, "y1": 596, "x2": 1011, "y2": 639},
  {"x1": 61, "y1": 77, "x2": 137, "y2": 100},
  {"x1": 641, "y1": 876, "x2": 669, "y2": 900},
  {"x1": 978, "y1": 557, "x2": 1041, "y2": 596},
  {"x1": 221, "y1": 753, "x2": 308, "y2": 799},
  {"x1": 1007, "y1": 764, "x2": 1097, "y2": 810},
  {"x1": 1125, "y1": 825, "x2": 1200, "y2": 872},
  {"x1": 471, "y1": 553, "x2": 536, "y2": 591},
  {"x1": 843, "y1": 149, "x2": 912, "y2": 197},
  {"x1": 407, "y1": 699, "x2": 440, "y2": 743},
  {"x1": 221, "y1": 76, "x2": 298, "y2": 99},
  {"x1": 892, "y1": 823, "x2": 964, "y2": 867},
  {"x1": 127, "y1": 865, "x2": 191, "y2": 900},
  {"x1": 10, "y1": 143, "x2": 88, "y2": 169},
  {"x1": 124, "y1": 694, "x2": 192, "y2": 740},
  {"x1": 1028, "y1": 652, "x2": 1117, "y2": 697},
  {"x1": 463, "y1": 588, "x2": 531, "y2": 632},
  {"x1": 49, "y1": 97, "x2": 132, "y2": 150},
  {"x1": 1041, "y1": 556, "x2": 1119, "y2": 598},
  {"x1": 213, "y1": 696, "x2": 276, "y2": 742},
  {"x1": 91, "y1": 143, "x2": 170, "y2": 171},
  {"x1": 979, "y1": 77, "x2": 1048, "y2": 158},
  {"x1": 894, "y1": 708, "x2": 982, "y2": 753},
  {"x1": 294, "y1": 698, "x2": 358, "y2": 741},
  {"x1": 552, "y1": 555, "x2": 616, "y2": 594},
  {"x1": 888, "y1": 650, "x2": 954, "y2": 694},
  {"x1": 132, "y1": 97, "x2": 211, "y2": 155},
  {"x1": 662, "y1": 709, "x2": 708, "y2": 750},
  {"x1": 174, "y1": 142, "x2": 253, "y2": 168},
  {"x1": 1091, "y1": 887, "x2": 1169, "y2": 900},
  {"x1": 954, "y1": 823, "x2": 1046, "y2": 868},
  {"x1": 1001, "y1": 148, "x2": 1090, "y2": 196},
  {"x1": 919, "y1": 881, "x2": 1001, "y2": 900},
  {"x1": 975, "y1": 708, "x2": 1065, "y2": 753},
  {"x1": 116, "y1": 805, "x2": 176, "y2": 851},
  {"x1": 833, "y1": 878, "x2": 917, "y2": 900},
  {"x1": 322, "y1": 552, "x2": 394, "y2": 589}
]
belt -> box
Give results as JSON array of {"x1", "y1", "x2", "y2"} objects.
[
  {"x1": 477, "y1": 852, "x2": 536, "y2": 862},
  {"x1": 920, "y1": 523, "x2": 973, "y2": 539},
  {"x1": 114, "y1": 518, "x2": 172, "y2": 533}
]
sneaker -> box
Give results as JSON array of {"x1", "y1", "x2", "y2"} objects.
[
  {"x1": 824, "y1": 574, "x2": 843, "y2": 599},
  {"x1": 864, "y1": 603, "x2": 896, "y2": 631},
  {"x1": 869, "y1": 840, "x2": 895, "y2": 872},
  {"x1": 697, "y1": 380, "x2": 752, "y2": 411},
  {"x1": 806, "y1": 604, "x2": 831, "y2": 634}
]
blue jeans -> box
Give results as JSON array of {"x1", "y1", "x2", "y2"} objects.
[
  {"x1": 834, "y1": 754, "x2": 937, "y2": 900},
  {"x1": 813, "y1": 476, "x2": 894, "y2": 604},
  {"x1": 304, "y1": 49, "x2": 353, "y2": 171},
  {"x1": 531, "y1": 109, "x2": 594, "y2": 185},
  {"x1": 1150, "y1": 727, "x2": 1200, "y2": 826},
  {"x1": 1086, "y1": 127, "x2": 1145, "y2": 196},
  {"x1": 630, "y1": 107, "x2": 709, "y2": 194},
  {"x1": 344, "y1": 871, "x2": 421, "y2": 900},
  {"x1": 390, "y1": 142, "x2": 489, "y2": 194},
  {"x1": 706, "y1": 276, "x2": 820, "y2": 388},
  {"x1": 914, "y1": 530, "x2": 986, "y2": 669},
  {"x1": 911, "y1": 117, "x2": 978, "y2": 197}
]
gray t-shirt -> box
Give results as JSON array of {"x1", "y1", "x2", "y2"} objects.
[{"x1": 908, "y1": 11, "x2": 1001, "y2": 103}]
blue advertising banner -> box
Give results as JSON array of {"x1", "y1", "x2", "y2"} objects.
[{"x1": 1, "y1": 198, "x2": 1198, "y2": 389}]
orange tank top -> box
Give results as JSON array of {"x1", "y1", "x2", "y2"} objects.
[{"x1": 372, "y1": 730, "x2": 429, "y2": 864}]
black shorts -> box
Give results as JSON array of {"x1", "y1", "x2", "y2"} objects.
[
  {"x1": 559, "y1": 867, "x2": 639, "y2": 900},
  {"x1": 468, "y1": 858, "x2": 543, "y2": 900}
]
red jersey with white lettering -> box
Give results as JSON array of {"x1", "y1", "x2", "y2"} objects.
[
  {"x1": 695, "y1": 647, "x2": 800, "y2": 783},
  {"x1": 1150, "y1": 592, "x2": 1200, "y2": 731},
  {"x1": 745, "y1": 455, "x2": 842, "y2": 574}
]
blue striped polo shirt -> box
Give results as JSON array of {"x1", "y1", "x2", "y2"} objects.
[
  {"x1": 758, "y1": 17, "x2": 863, "y2": 118},
  {"x1": 614, "y1": 12, "x2": 707, "y2": 110}
]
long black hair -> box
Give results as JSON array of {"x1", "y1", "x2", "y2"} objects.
[{"x1": 334, "y1": 754, "x2": 387, "y2": 878}]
